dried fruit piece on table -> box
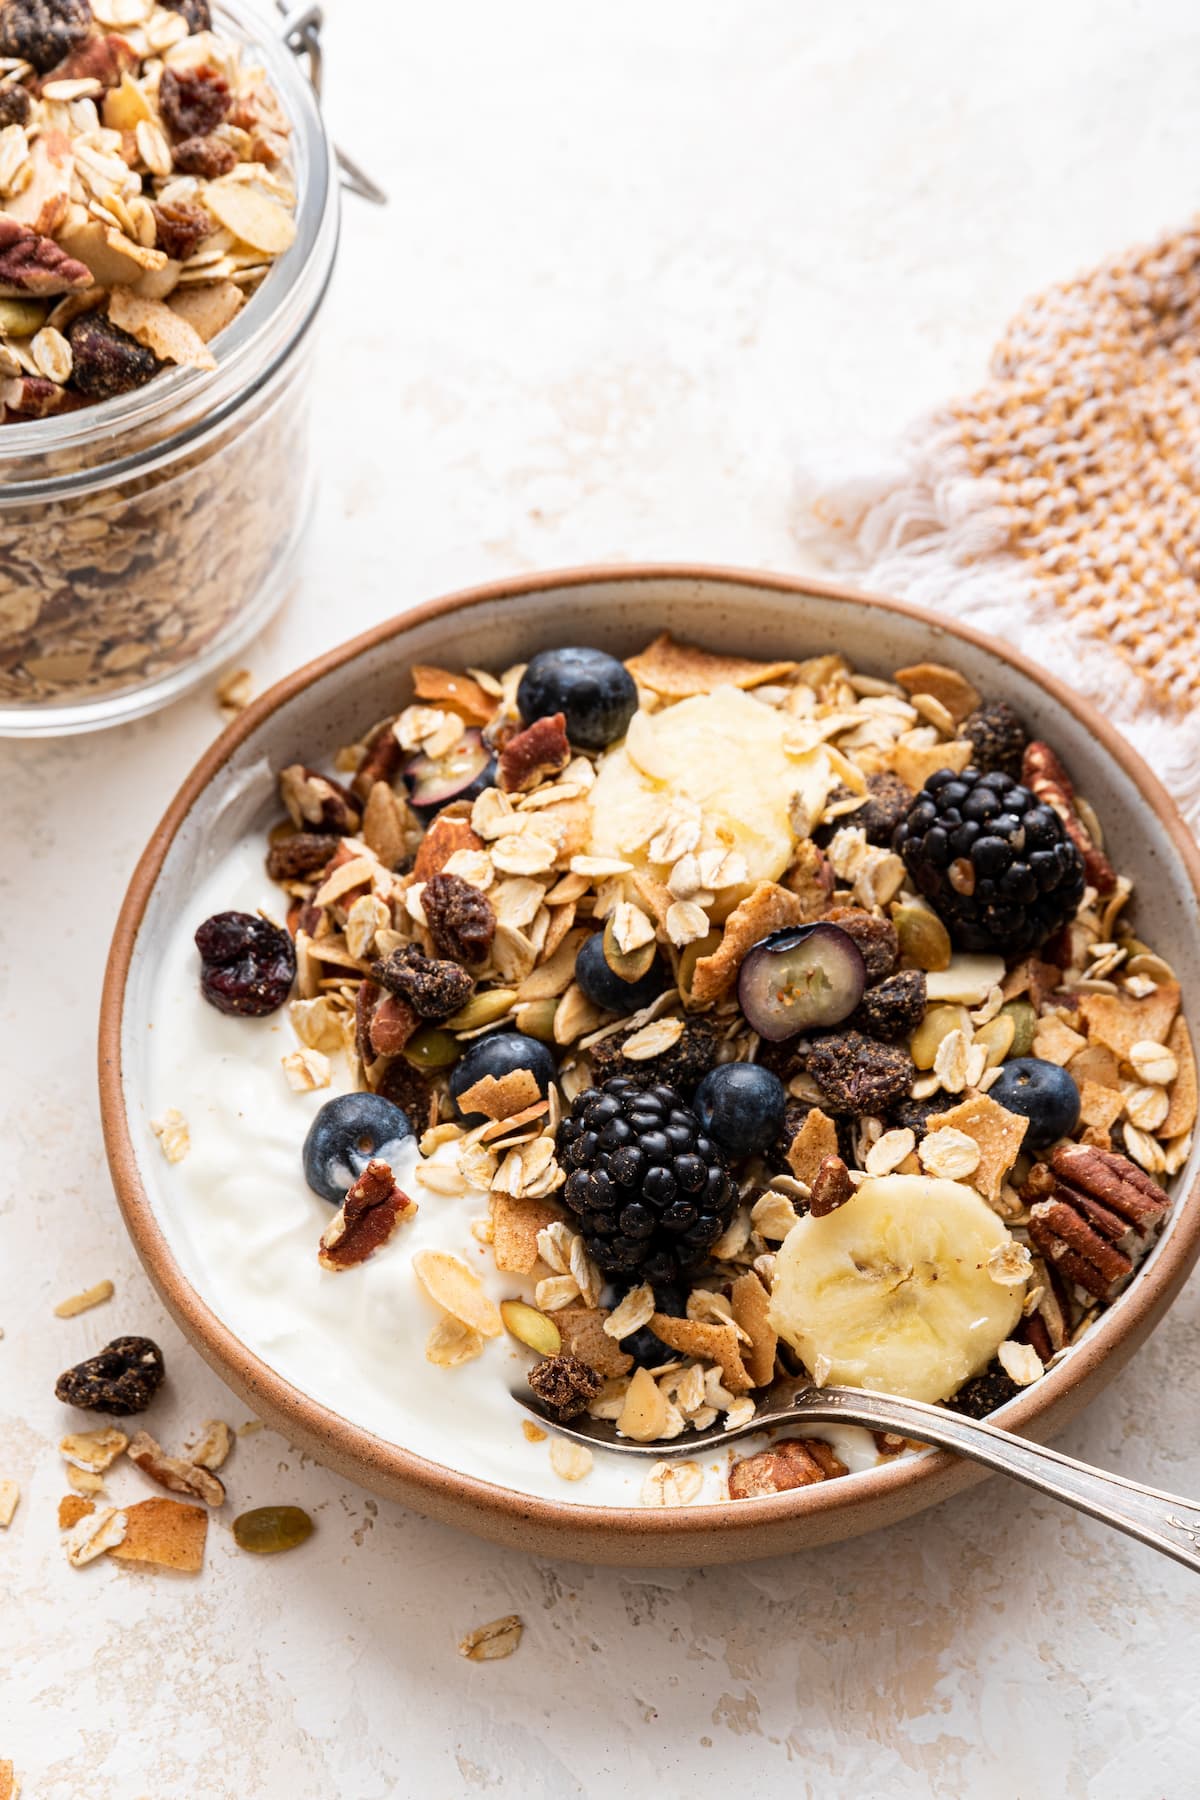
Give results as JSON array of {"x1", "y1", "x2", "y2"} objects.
[
  {"x1": 728, "y1": 1438, "x2": 847, "y2": 1499},
  {"x1": 527, "y1": 1353, "x2": 602, "y2": 1421},
  {"x1": 195, "y1": 910, "x2": 295, "y2": 1016},
  {"x1": 55, "y1": 1336, "x2": 165, "y2": 1415},
  {"x1": 370, "y1": 942, "x2": 473, "y2": 1021},
  {"x1": 423, "y1": 870, "x2": 496, "y2": 965},
  {"x1": 127, "y1": 1430, "x2": 225, "y2": 1506},
  {"x1": 0, "y1": 215, "x2": 91, "y2": 297},
  {"x1": 0, "y1": 0, "x2": 91, "y2": 72},
  {"x1": 67, "y1": 311, "x2": 161, "y2": 398},
  {"x1": 233, "y1": 1504, "x2": 313, "y2": 1554},
  {"x1": 318, "y1": 1160, "x2": 416, "y2": 1271},
  {"x1": 111, "y1": 1497, "x2": 208, "y2": 1571},
  {"x1": 458, "y1": 1614, "x2": 523, "y2": 1661}
]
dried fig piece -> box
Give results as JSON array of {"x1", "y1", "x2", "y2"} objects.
[
  {"x1": 0, "y1": 0, "x2": 91, "y2": 73},
  {"x1": 151, "y1": 199, "x2": 211, "y2": 262},
  {"x1": 370, "y1": 942, "x2": 473, "y2": 1022},
  {"x1": 67, "y1": 311, "x2": 160, "y2": 398},
  {"x1": 55, "y1": 1336, "x2": 165, "y2": 1415},
  {"x1": 423, "y1": 871, "x2": 495, "y2": 965}
]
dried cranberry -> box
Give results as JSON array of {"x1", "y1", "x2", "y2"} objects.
[
  {"x1": 171, "y1": 132, "x2": 236, "y2": 178},
  {"x1": 150, "y1": 198, "x2": 211, "y2": 262},
  {"x1": 0, "y1": 85, "x2": 31, "y2": 127},
  {"x1": 162, "y1": 0, "x2": 209, "y2": 29},
  {"x1": 158, "y1": 64, "x2": 230, "y2": 139},
  {"x1": 0, "y1": 0, "x2": 90, "y2": 74},
  {"x1": 195, "y1": 910, "x2": 295, "y2": 1016},
  {"x1": 67, "y1": 311, "x2": 160, "y2": 399}
]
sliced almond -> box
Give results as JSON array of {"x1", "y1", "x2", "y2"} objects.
[{"x1": 412, "y1": 1250, "x2": 503, "y2": 1337}]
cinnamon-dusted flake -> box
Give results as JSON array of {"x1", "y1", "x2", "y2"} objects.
[
  {"x1": 647, "y1": 1312, "x2": 753, "y2": 1394},
  {"x1": 127, "y1": 1430, "x2": 225, "y2": 1507},
  {"x1": 412, "y1": 664, "x2": 495, "y2": 726},
  {"x1": 499, "y1": 712, "x2": 570, "y2": 793},
  {"x1": 107, "y1": 284, "x2": 216, "y2": 370},
  {"x1": 58, "y1": 1494, "x2": 94, "y2": 1531},
  {"x1": 1162, "y1": 1014, "x2": 1198, "y2": 1137},
  {"x1": 555, "y1": 1306, "x2": 634, "y2": 1378},
  {"x1": 625, "y1": 633, "x2": 795, "y2": 697},
  {"x1": 1078, "y1": 981, "x2": 1181, "y2": 1061},
  {"x1": 1077, "y1": 1078, "x2": 1126, "y2": 1135},
  {"x1": 730, "y1": 1271, "x2": 777, "y2": 1388},
  {"x1": 318, "y1": 1161, "x2": 416, "y2": 1271},
  {"x1": 689, "y1": 881, "x2": 807, "y2": 1006},
  {"x1": 457, "y1": 1067, "x2": 541, "y2": 1123},
  {"x1": 893, "y1": 661, "x2": 981, "y2": 724},
  {"x1": 786, "y1": 1108, "x2": 839, "y2": 1186},
  {"x1": 928, "y1": 1092, "x2": 1028, "y2": 1206},
  {"x1": 109, "y1": 1497, "x2": 207, "y2": 1573},
  {"x1": 490, "y1": 1192, "x2": 564, "y2": 1274},
  {"x1": 413, "y1": 814, "x2": 484, "y2": 884}
]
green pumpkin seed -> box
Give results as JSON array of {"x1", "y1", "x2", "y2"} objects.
[
  {"x1": 447, "y1": 988, "x2": 517, "y2": 1031},
  {"x1": 514, "y1": 998, "x2": 559, "y2": 1042},
  {"x1": 500, "y1": 1300, "x2": 562, "y2": 1357},
  {"x1": 1000, "y1": 999, "x2": 1037, "y2": 1059},
  {"x1": 232, "y1": 1505, "x2": 313, "y2": 1554},
  {"x1": 402, "y1": 1026, "x2": 462, "y2": 1070},
  {"x1": 602, "y1": 915, "x2": 656, "y2": 984},
  {"x1": 891, "y1": 902, "x2": 952, "y2": 973}
]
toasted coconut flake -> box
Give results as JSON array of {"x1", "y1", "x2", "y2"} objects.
[{"x1": 626, "y1": 633, "x2": 796, "y2": 697}]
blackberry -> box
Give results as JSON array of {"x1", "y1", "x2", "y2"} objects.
[
  {"x1": 963, "y1": 700, "x2": 1027, "y2": 780},
  {"x1": 557, "y1": 1078, "x2": 738, "y2": 1285},
  {"x1": 893, "y1": 766, "x2": 1084, "y2": 955}
]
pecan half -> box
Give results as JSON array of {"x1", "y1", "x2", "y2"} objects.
[
  {"x1": 279, "y1": 764, "x2": 360, "y2": 835},
  {"x1": 0, "y1": 214, "x2": 91, "y2": 297},
  {"x1": 498, "y1": 712, "x2": 570, "y2": 793},
  {"x1": 127, "y1": 1430, "x2": 225, "y2": 1507},
  {"x1": 728, "y1": 1437, "x2": 847, "y2": 1499},
  {"x1": 1024, "y1": 1142, "x2": 1169, "y2": 1300},
  {"x1": 318, "y1": 1160, "x2": 415, "y2": 1270},
  {"x1": 1022, "y1": 741, "x2": 1116, "y2": 895}
]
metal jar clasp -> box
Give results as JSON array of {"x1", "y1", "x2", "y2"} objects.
[{"x1": 277, "y1": 0, "x2": 387, "y2": 205}]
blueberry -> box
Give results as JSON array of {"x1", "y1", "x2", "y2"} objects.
[
  {"x1": 989, "y1": 1057, "x2": 1081, "y2": 1150},
  {"x1": 692, "y1": 1062, "x2": 787, "y2": 1159},
  {"x1": 449, "y1": 1030, "x2": 558, "y2": 1123},
  {"x1": 574, "y1": 930, "x2": 666, "y2": 1013},
  {"x1": 302, "y1": 1092, "x2": 414, "y2": 1203},
  {"x1": 516, "y1": 647, "x2": 638, "y2": 750}
]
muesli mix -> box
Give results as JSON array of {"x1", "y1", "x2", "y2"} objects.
[
  {"x1": 190, "y1": 635, "x2": 1195, "y2": 1502},
  {"x1": 0, "y1": 0, "x2": 301, "y2": 706}
]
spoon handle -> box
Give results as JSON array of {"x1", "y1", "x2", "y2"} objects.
[{"x1": 796, "y1": 1387, "x2": 1200, "y2": 1574}]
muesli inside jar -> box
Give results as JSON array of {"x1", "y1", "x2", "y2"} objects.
[
  {"x1": 160, "y1": 635, "x2": 1195, "y2": 1507},
  {"x1": 0, "y1": 0, "x2": 334, "y2": 724}
]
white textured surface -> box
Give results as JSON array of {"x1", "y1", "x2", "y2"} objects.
[{"x1": 5, "y1": 1, "x2": 1200, "y2": 1793}]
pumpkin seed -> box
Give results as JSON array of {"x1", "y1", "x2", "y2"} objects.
[
  {"x1": 974, "y1": 1011, "x2": 1016, "y2": 1068},
  {"x1": 447, "y1": 988, "x2": 518, "y2": 1031},
  {"x1": 232, "y1": 1505, "x2": 313, "y2": 1554},
  {"x1": 402, "y1": 1026, "x2": 462, "y2": 1070},
  {"x1": 909, "y1": 1003, "x2": 971, "y2": 1070},
  {"x1": 499, "y1": 1300, "x2": 562, "y2": 1357},
  {"x1": 602, "y1": 915, "x2": 656, "y2": 984},
  {"x1": 514, "y1": 997, "x2": 559, "y2": 1042},
  {"x1": 891, "y1": 902, "x2": 952, "y2": 972},
  {"x1": 1000, "y1": 999, "x2": 1037, "y2": 1059}
]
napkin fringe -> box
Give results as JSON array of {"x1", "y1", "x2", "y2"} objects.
[{"x1": 793, "y1": 419, "x2": 1200, "y2": 831}]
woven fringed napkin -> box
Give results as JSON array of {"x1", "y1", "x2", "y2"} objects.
[{"x1": 795, "y1": 221, "x2": 1200, "y2": 826}]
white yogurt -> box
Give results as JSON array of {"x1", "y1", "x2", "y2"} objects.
[{"x1": 143, "y1": 838, "x2": 880, "y2": 1507}]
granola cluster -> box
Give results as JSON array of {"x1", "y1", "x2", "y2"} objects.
[
  {"x1": 0, "y1": 0, "x2": 305, "y2": 708},
  {"x1": 218, "y1": 636, "x2": 1193, "y2": 1506}
]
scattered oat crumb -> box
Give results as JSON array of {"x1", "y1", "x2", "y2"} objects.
[
  {"x1": 53, "y1": 1279, "x2": 114, "y2": 1319},
  {"x1": 520, "y1": 1420, "x2": 547, "y2": 1444},
  {"x1": 237, "y1": 1420, "x2": 264, "y2": 1437},
  {"x1": 0, "y1": 1758, "x2": 18, "y2": 1800},
  {"x1": 998, "y1": 1339, "x2": 1044, "y2": 1386},
  {"x1": 0, "y1": 1480, "x2": 19, "y2": 1528},
  {"x1": 216, "y1": 667, "x2": 255, "y2": 713},
  {"x1": 281, "y1": 1046, "x2": 332, "y2": 1092},
  {"x1": 151, "y1": 1108, "x2": 190, "y2": 1163},
  {"x1": 548, "y1": 1438, "x2": 593, "y2": 1482},
  {"x1": 458, "y1": 1614, "x2": 524, "y2": 1661}
]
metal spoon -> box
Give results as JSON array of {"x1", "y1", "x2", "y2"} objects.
[{"x1": 516, "y1": 1378, "x2": 1200, "y2": 1573}]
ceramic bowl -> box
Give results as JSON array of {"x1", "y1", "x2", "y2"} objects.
[{"x1": 100, "y1": 565, "x2": 1200, "y2": 1565}]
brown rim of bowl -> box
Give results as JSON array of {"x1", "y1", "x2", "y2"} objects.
[{"x1": 99, "y1": 562, "x2": 1200, "y2": 1545}]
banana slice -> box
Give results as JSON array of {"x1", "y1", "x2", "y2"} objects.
[
  {"x1": 588, "y1": 685, "x2": 840, "y2": 912},
  {"x1": 769, "y1": 1175, "x2": 1026, "y2": 1404}
]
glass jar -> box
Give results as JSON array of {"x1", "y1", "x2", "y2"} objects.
[{"x1": 0, "y1": 0, "x2": 339, "y2": 736}]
